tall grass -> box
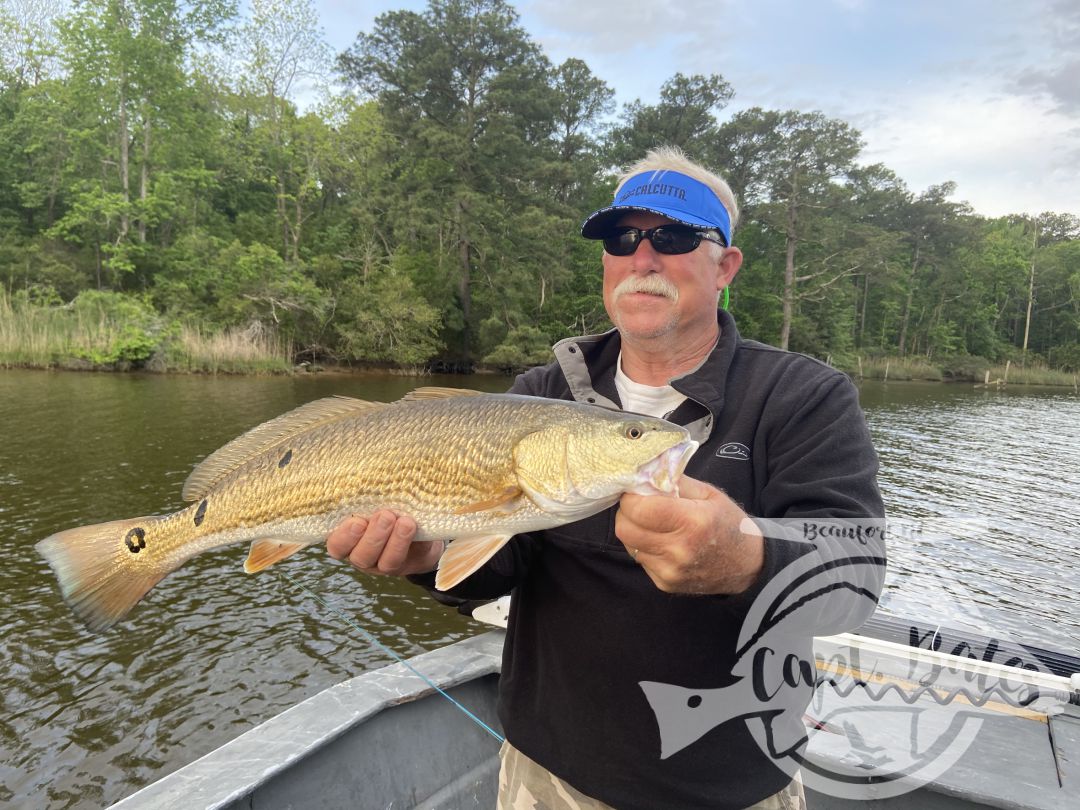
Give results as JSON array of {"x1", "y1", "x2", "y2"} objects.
[
  {"x1": 841, "y1": 353, "x2": 1079, "y2": 388},
  {"x1": 0, "y1": 291, "x2": 291, "y2": 374},
  {"x1": 0, "y1": 291, "x2": 82, "y2": 367},
  {"x1": 985, "y1": 363, "x2": 1079, "y2": 388},
  {"x1": 165, "y1": 323, "x2": 292, "y2": 374},
  {"x1": 846, "y1": 356, "x2": 944, "y2": 382}
]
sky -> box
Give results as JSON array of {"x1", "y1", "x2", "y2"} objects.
[{"x1": 312, "y1": 0, "x2": 1080, "y2": 218}]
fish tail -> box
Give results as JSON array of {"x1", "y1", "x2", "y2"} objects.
[{"x1": 36, "y1": 515, "x2": 172, "y2": 632}]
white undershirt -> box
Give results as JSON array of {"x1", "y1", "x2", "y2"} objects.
[{"x1": 614, "y1": 352, "x2": 687, "y2": 419}]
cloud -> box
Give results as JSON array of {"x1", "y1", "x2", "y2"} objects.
[
  {"x1": 1014, "y1": 60, "x2": 1080, "y2": 113},
  {"x1": 1047, "y1": 0, "x2": 1080, "y2": 48},
  {"x1": 517, "y1": 0, "x2": 708, "y2": 59},
  {"x1": 514, "y1": 0, "x2": 747, "y2": 113},
  {"x1": 856, "y1": 87, "x2": 1080, "y2": 216},
  {"x1": 1004, "y1": 0, "x2": 1080, "y2": 112}
]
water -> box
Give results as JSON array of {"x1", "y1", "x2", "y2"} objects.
[
  {"x1": 859, "y1": 382, "x2": 1080, "y2": 650},
  {"x1": 1, "y1": 371, "x2": 1077, "y2": 807}
]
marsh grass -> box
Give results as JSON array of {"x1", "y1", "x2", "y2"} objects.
[
  {"x1": 985, "y1": 363, "x2": 1079, "y2": 388},
  {"x1": 164, "y1": 323, "x2": 292, "y2": 374},
  {"x1": 0, "y1": 292, "x2": 83, "y2": 367},
  {"x1": 848, "y1": 356, "x2": 944, "y2": 382},
  {"x1": 842, "y1": 353, "x2": 1079, "y2": 388},
  {"x1": 0, "y1": 292, "x2": 291, "y2": 374}
]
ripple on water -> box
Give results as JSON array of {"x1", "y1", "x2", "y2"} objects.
[{"x1": 867, "y1": 388, "x2": 1080, "y2": 653}]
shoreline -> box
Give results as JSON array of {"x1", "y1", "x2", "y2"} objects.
[{"x1": 2, "y1": 358, "x2": 1077, "y2": 389}]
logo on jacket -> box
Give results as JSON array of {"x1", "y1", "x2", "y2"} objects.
[{"x1": 716, "y1": 442, "x2": 750, "y2": 461}]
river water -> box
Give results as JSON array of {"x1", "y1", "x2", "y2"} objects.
[{"x1": 1, "y1": 370, "x2": 1078, "y2": 807}]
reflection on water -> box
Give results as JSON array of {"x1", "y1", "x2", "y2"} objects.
[{"x1": 0, "y1": 372, "x2": 1077, "y2": 807}]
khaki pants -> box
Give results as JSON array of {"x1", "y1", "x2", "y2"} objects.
[{"x1": 497, "y1": 741, "x2": 806, "y2": 810}]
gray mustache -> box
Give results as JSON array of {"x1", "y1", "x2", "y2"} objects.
[{"x1": 613, "y1": 275, "x2": 680, "y2": 302}]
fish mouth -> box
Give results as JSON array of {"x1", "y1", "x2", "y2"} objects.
[{"x1": 632, "y1": 439, "x2": 699, "y2": 496}]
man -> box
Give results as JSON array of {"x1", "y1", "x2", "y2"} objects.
[{"x1": 327, "y1": 147, "x2": 885, "y2": 809}]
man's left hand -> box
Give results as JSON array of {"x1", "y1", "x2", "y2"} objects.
[{"x1": 615, "y1": 475, "x2": 764, "y2": 595}]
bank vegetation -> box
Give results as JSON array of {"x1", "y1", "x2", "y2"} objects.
[{"x1": 1, "y1": 0, "x2": 1078, "y2": 384}]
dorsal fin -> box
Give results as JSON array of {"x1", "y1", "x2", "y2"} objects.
[
  {"x1": 403, "y1": 386, "x2": 488, "y2": 400},
  {"x1": 181, "y1": 396, "x2": 387, "y2": 502}
]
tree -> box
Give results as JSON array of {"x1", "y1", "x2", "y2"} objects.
[
  {"x1": 606, "y1": 73, "x2": 732, "y2": 166},
  {"x1": 50, "y1": 0, "x2": 234, "y2": 282},
  {"x1": 236, "y1": 0, "x2": 333, "y2": 259},
  {"x1": 718, "y1": 109, "x2": 863, "y2": 349},
  {"x1": 338, "y1": 0, "x2": 557, "y2": 365},
  {"x1": 335, "y1": 252, "x2": 443, "y2": 366},
  {"x1": 892, "y1": 183, "x2": 975, "y2": 356},
  {"x1": 0, "y1": 0, "x2": 65, "y2": 87},
  {"x1": 545, "y1": 58, "x2": 613, "y2": 204}
]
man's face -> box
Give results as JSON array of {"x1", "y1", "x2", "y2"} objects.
[{"x1": 601, "y1": 211, "x2": 740, "y2": 343}]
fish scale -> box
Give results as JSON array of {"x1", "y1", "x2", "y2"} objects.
[{"x1": 37, "y1": 389, "x2": 697, "y2": 632}]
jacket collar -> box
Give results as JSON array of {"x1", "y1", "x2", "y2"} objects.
[{"x1": 553, "y1": 310, "x2": 741, "y2": 443}]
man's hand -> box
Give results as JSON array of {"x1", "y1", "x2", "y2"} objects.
[
  {"x1": 615, "y1": 476, "x2": 764, "y2": 594},
  {"x1": 326, "y1": 510, "x2": 443, "y2": 577}
]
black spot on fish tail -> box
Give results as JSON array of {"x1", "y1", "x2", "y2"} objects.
[
  {"x1": 124, "y1": 527, "x2": 146, "y2": 554},
  {"x1": 278, "y1": 449, "x2": 293, "y2": 469},
  {"x1": 193, "y1": 499, "x2": 208, "y2": 527}
]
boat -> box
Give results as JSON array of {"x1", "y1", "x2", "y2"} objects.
[{"x1": 107, "y1": 598, "x2": 1080, "y2": 810}]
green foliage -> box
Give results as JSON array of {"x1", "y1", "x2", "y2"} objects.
[
  {"x1": 483, "y1": 325, "x2": 555, "y2": 371},
  {"x1": 68, "y1": 290, "x2": 159, "y2": 365},
  {"x1": 335, "y1": 255, "x2": 443, "y2": 366},
  {"x1": 0, "y1": 288, "x2": 160, "y2": 368},
  {"x1": 606, "y1": 73, "x2": 733, "y2": 165},
  {"x1": 1050, "y1": 343, "x2": 1080, "y2": 372},
  {"x1": 0, "y1": 0, "x2": 1076, "y2": 377}
]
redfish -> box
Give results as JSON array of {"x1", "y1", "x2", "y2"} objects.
[{"x1": 38, "y1": 388, "x2": 697, "y2": 631}]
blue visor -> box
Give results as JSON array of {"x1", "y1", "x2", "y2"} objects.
[{"x1": 581, "y1": 170, "x2": 732, "y2": 246}]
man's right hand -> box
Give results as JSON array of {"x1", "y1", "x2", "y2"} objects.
[{"x1": 326, "y1": 510, "x2": 444, "y2": 577}]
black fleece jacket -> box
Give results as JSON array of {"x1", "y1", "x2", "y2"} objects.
[{"x1": 411, "y1": 310, "x2": 885, "y2": 809}]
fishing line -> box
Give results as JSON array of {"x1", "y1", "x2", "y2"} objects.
[{"x1": 278, "y1": 569, "x2": 505, "y2": 744}]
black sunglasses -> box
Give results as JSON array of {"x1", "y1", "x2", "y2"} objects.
[{"x1": 602, "y1": 225, "x2": 727, "y2": 256}]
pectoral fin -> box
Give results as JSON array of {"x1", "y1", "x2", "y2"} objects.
[
  {"x1": 435, "y1": 534, "x2": 513, "y2": 591},
  {"x1": 453, "y1": 486, "x2": 524, "y2": 515},
  {"x1": 244, "y1": 537, "x2": 314, "y2": 573}
]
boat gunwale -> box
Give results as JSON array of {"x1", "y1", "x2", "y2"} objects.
[{"x1": 105, "y1": 630, "x2": 505, "y2": 810}]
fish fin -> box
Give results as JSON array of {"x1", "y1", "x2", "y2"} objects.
[
  {"x1": 243, "y1": 537, "x2": 314, "y2": 573},
  {"x1": 453, "y1": 486, "x2": 525, "y2": 515},
  {"x1": 435, "y1": 534, "x2": 513, "y2": 591},
  {"x1": 183, "y1": 396, "x2": 387, "y2": 501},
  {"x1": 36, "y1": 516, "x2": 172, "y2": 632},
  {"x1": 402, "y1": 387, "x2": 487, "y2": 400}
]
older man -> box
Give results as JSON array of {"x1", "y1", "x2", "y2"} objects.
[{"x1": 328, "y1": 147, "x2": 885, "y2": 809}]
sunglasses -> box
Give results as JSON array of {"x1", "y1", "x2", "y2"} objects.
[{"x1": 602, "y1": 225, "x2": 727, "y2": 256}]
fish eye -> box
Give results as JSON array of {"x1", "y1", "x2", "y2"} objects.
[{"x1": 625, "y1": 425, "x2": 643, "y2": 440}]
